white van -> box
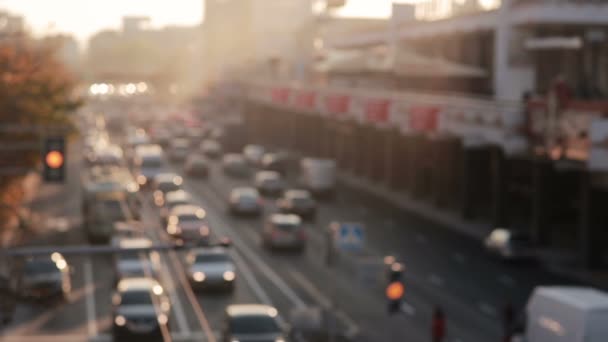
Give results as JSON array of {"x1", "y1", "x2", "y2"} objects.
[
  {"x1": 300, "y1": 158, "x2": 336, "y2": 197},
  {"x1": 523, "y1": 286, "x2": 608, "y2": 342}
]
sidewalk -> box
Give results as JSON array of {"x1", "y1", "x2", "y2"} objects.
[{"x1": 337, "y1": 171, "x2": 608, "y2": 290}]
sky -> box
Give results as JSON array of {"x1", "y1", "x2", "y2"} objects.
[{"x1": 0, "y1": 0, "x2": 408, "y2": 42}]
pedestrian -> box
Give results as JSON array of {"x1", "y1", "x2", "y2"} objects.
[
  {"x1": 431, "y1": 306, "x2": 446, "y2": 342},
  {"x1": 502, "y1": 301, "x2": 515, "y2": 342}
]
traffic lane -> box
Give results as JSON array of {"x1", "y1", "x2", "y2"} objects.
[
  {"x1": 182, "y1": 173, "x2": 433, "y2": 342},
  {"x1": 319, "y1": 186, "x2": 578, "y2": 310},
  {"x1": 199, "y1": 162, "x2": 502, "y2": 341},
  {"x1": 138, "y1": 194, "x2": 213, "y2": 338}
]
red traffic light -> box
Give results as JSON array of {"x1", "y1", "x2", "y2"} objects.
[
  {"x1": 386, "y1": 281, "x2": 405, "y2": 300},
  {"x1": 45, "y1": 151, "x2": 64, "y2": 169}
]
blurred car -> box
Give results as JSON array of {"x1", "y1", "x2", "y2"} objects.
[
  {"x1": 133, "y1": 147, "x2": 164, "y2": 188},
  {"x1": 168, "y1": 138, "x2": 190, "y2": 162},
  {"x1": 20, "y1": 254, "x2": 71, "y2": 302},
  {"x1": 151, "y1": 127, "x2": 171, "y2": 148},
  {"x1": 254, "y1": 171, "x2": 286, "y2": 197},
  {"x1": 243, "y1": 144, "x2": 265, "y2": 166},
  {"x1": 152, "y1": 173, "x2": 183, "y2": 206},
  {"x1": 222, "y1": 154, "x2": 250, "y2": 178},
  {"x1": 222, "y1": 304, "x2": 286, "y2": 342},
  {"x1": 111, "y1": 221, "x2": 145, "y2": 246},
  {"x1": 85, "y1": 193, "x2": 133, "y2": 244},
  {"x1": 166, "y1": 205, "x2": 210, "y2": 244},
  {"x1": 228, "y1": 187, "x2": 263, "y2": 216},
  {"x1": 160, "y1": 190, "x2": 193, "y2": 226},
  {"x1": 262, "y1": 214, "x2": 306, "y2": 252},
  {"x1": 261, "y1": 152, "x2": 290, "y2": 175},
  {"x1": 112, "y1": 277, "x2": 170, "y2": 341},
  {"x1": 114, "y1": 238, "x2": 161, "y2": 283},
  {"x1": 186, "y1": 247, "x2": 236, "y2": 292},
  {"x1": 185, "y1": 126, "x2": 206, "y2": 147},
  {"x1": 86, "y1": 145, "x2": 124, "y2": 168},
  {"x1": 484, "y1": 228, "x2": 535, "y2": 260},
  {"x1": 277, "y1": 189, "x2": 317, "y2": 221},
  {"x1": 201, "y1": 139, "x2": 222, "y2": 159},
  {"x1": 184, "y1": 154, "x2": 209, "y2": 178}
]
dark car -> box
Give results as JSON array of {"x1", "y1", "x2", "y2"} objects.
[
  {"x1": 152, "y1": 173, "x2": 183, "y2": 206},
  {"x1": 166, "y1": 205, "x2": 211, "y2": 244},
  {"x1": 20, "y1": 254, "x2": 71, "y2": 302},
  {"x1": 254, "y1": 171, "x2": 286, "y2": 197},
  {"x1": 187, "y1": 247, "x2": 236, "y2": 292},
  {"x1": 222, "y1": 304, "x2": 286, "y2": 342},
  {"x1": 261, "y1": 152, "x2": 290, "y2": 175},
  {"x1": 112, "y1": 277, "x2": 170, "y2": 341},
  {"x1": 222, "y1": 154, "x2": 250, "y2": 178},
  {"x1": 201, "y1": 139, "x2": 222, "y2": 159},
  {"x1": 262, "y1": 214, "x2": 306, "y2": 252},
  {"x1": 277, "y1": 189, "x2": 317, "y2": 221},
  {"x1": 184, "y1": 154, "x2": 209, "y2": 178},
  {"x1": 160, "y1": 190, "x2": 193, "y2": 226}
]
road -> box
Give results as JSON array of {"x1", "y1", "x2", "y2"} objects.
[{"x1": 0, "y1": 126, "x2": 579, "y2": 342}]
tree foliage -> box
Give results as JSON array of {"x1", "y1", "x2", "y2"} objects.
[{"x1": 0, "y1": 35, "x2": 82, "y2": 217}]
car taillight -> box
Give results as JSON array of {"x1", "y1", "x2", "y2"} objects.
[
  {"x1": 257, "y1": 198, "x2": 264, "y2": 206},
  {"x1": 298, "y1": 230, "x2": 307, "y2": 240}
]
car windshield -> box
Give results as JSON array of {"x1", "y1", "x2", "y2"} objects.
[
  {"x1": 178, "y1": 214, "x2": 202, "y2": 222},
  {"x1": 119, "y1": 251, "x2": 149, "y2": 262},
  {"x1": 159, "y1": 182, "x2": 180, "y2": 193},
  {"x1": 100, "y1": 200, "x2": 128, "y2": 221},
  {"x1": 195, "y1": 253, "x2": 230, "y2": 263},
  {"x1": 292, "y1": 197, "x2": 313, "y2": 206},
  {"x1": 140, "y1": 158, "x2": 162, "y2": 168},
  {"x1": 119, "y1": 290, "x2": 154, "y2": 306},
  {"x1": 275, "y1": 223, "x2": 299, "y2": 231},
  {"x1": 24, "y1": 260, "x2": 57, "y2": 274},
  {"x1": 230, "y1": 315, "x2": 280, "y2": 335}
]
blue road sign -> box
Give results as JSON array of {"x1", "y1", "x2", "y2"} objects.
[{"x1": 334, "y1": 223, "x2": 365, "y2": 252}]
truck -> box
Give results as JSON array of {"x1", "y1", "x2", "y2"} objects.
[
  {"x1": 521, "y1": 286, "x2": 608, "y2": 342},
  {"x1": 300, "y1": 158, "x2": 336, "y2": 197}
]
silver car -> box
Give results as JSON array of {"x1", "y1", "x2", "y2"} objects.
[{"x1": 187, "y1": 247, "x2": 236, "y2": 292}]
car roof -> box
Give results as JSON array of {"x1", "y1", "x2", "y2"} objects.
[
  {"x1": 165, "y1": 190, "x2": 192, "y2": 202},
  {"x1": 117, "y1": 277, "x2": 160, "y2": 292},
  {"x1": 270, "y1": 213, "x2": 301, "y2": 225},
  {"x1": 119, "y1": 237, "x2": 153, "y2": 249},
  {"x1": 226, "y1": 304, "x2": 278, "y2": 318},
  {"x1": 155, "y1": 173, "x2": 181, "y2": 183},
  {"x1": 232, "y1": 187, "x2": 258, "y2": 196},
  {"x1": 170, "y1": 205, "x2": 205, "y2": 217},
  {"x1": 191, "y1": 247, "x2": 229, "y2": 258},
  {"x1": 285, "y1": 189, "x2": 311, "y2": 199},
  {"x1": 256, "y1": 171, "x2": 280, "y2": 180}
]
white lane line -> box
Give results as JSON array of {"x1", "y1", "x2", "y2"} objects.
[
  {"x1": 83, "y1": 257, "x2": 98, "y2": 338},
  {"x1": 415, "y1": 234, "x2": 427, "y2": 244},
  {"x1": 158, "y1": 255, "x2": 191, "y2": 336},
  {"x1": 478, "y1": 302, "x2": 497, "y2": 317},
  {"x1": 498, "y1": 274, "x2": 516, "y2": 287},
  {"x1": 194, "y1": 188, "x2": 307, "y2": 309},
  {"x1": 400, "y1": 301, "x2": 416, "y2": 316},
  {"x1": 428, "y1": 274, "x2": 444, "y2": 287},
  {"x1": 288, "y1": 269, "x2": 360, "y2": 336},
  {"x1": 452, "y1": 252, "x2": 466, "y2": 264},
  {"x1": 229, "y1": 250, "x2": 273, "y2": 306}
]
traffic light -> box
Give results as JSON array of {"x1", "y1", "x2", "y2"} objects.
[
  {"x1": 43, "y1": 136, "x2": 65, "y2": 182},
  {"x1": 386, "y1": 262, "x2": 405, "y2": 314}
]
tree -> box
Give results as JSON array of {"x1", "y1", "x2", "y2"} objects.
[{"x1": 0, "y1": 34, "x2": 82, "y2": 230}]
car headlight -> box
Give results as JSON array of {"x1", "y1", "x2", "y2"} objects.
[
  {"x1": 223, "y1": 271, "x2": 235, "y2": 281},
  {"x1": 157, "y1": 313, "x2": 168, "y2": 325},
  {"x1": 275, "y1": 339, "x2": 285, "y2": 342},
  {"x1": 137, "y1": 175, "x2": 147, "y2": 185},
  {"x1": 114, "y1": 315, "x2": 126, "y2": 326},
  {"x1": 167, "y1": 225, "x2": 181, "y2": 235},
  {"x1": 192, "y1": 271, "x2": 205, "y2": 282}
]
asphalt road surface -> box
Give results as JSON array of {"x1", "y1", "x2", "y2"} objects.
[{"x1": 0, "y1": 131, "x2": 578, "y2": 342}]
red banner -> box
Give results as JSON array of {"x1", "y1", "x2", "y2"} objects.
[
  {"x1": 295, "y1": 91, "x2": 316, "y2": 109},
  {"x1": 365, "y1": 99, "x2": 391, "y2": 124},
  {"x1": 409, "y1": 106, "x2": 439, "y2": 132},
  {"x1": 325, "y1": 94, "x2": 350, "y2": 115},
  {"x1": 271, "y1": 87, "x2": 291, "y2": 104}
]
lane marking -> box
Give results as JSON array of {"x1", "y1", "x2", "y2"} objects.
[
  {"x1": 498, "y1": 274, "x2": 516, "y2": 287},
  {"x1": 229, "y1": 250, "x2": 273, "y2": 305},
  {"x1": 478, "y1": 302, "x2": 497, "y2": 317},
  {"x1": 166, "y1": 251, "x2": 218, "y2": 342},
  {"x1": 400, "y1": 301, "x2": 416, "y2": 316},
  {"x1": 428, "y1": 274, "x2": 444, "y2": 287},
  {"x1": 192, "y1": 185, "x2": 307, "y2": 309},
  {"x1": 157, "y1": 254, "x2": 191, "y2": 336},
  {"x1": 83, "y1": 257, "x2": 98, "y2": 337},
  {"x1": 452, "y1": 252, "x2": 466, "y2": 264}
]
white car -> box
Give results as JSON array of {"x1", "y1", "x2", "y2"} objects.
[
  {"x1": 186, "y1": 247, "x2": 236, "y2": 292},
  {"x1": 243, "y1": 144, "x2": 265, "y2": 166},
  {"x1": 484, "y1": 228, "x2": 535, "y2": 260}
]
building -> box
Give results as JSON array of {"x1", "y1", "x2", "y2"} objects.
[
  {"x1": 203, "y1": 0, "x2": 314, "y2": 81},
  {"x1": 325, "y1": 0, "x2": 608, "y2": 101},
  {"x1": 0, "y1": 11, "x2": 24, "y2": 35},
  {"x1": 40, "y1": 34, "x2": 81, "y2": 75}
]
